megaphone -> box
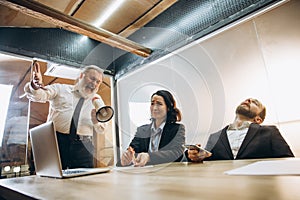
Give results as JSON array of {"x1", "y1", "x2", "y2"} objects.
[{"x1": 92, "y1": 97, "x2": 114, "y2": 122}]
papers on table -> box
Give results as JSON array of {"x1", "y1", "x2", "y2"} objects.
[
  {"x1": 224, "y1": 158, "x2": 300, "y2": 176},
  {"x1": 114, "y1": 165, "x2": 154, "y2": 173}
]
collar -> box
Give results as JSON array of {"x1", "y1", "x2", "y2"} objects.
[
  {"x1": 151, "y1": 121, "x2": 166, "y2": 133},
  {"x1": 72, "y1": 85, "x2": 81, "y2": 97},
  {"x1": 228, "y1": 121, "x2": 251, "y2": 131}
]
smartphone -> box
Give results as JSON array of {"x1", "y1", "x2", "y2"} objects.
[{"x1": 182, "y1": 144, "x2": 212, "y2": 155}]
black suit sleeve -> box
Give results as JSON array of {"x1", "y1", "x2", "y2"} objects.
[{"x1": 269, "y1": 126, "x2": 294, "y2": 158}]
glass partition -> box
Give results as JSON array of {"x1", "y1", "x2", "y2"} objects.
[{"x1": 0, "y1": 53, "x2": 31, "y2": 178}]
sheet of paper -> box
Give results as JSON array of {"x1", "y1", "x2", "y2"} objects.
[
  {"x1": 224, "y1": 158, "x2": 300, "y2": 176},
  {"x1": 113, "y1": 165, "x2": 154, "y2": 173}
]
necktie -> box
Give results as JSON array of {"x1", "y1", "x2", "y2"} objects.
[
  {"x1": 150, "y1": 128, "x2": 162, "y2": 152},
  {"x1": 70, "y1": 97, "x2": 84, "y2": 140}
]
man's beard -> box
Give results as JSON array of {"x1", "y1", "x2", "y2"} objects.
[
  {"x1": 76, "y1": 78, "x2": 97, "y2": 99},
  {"x1": 235, "y1": 105, "x2": 257, "y2": 119}
]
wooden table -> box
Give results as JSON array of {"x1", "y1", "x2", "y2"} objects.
[{"x1": 0, "y1": 159, "x2": 299, "y2": 200}]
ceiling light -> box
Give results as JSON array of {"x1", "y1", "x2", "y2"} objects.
[{"x1": 93, "y1": 0, "x2": 126, "y2": 27}]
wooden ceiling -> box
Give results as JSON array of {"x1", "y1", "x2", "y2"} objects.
[{"x1": 0, "y1": 0, "x2": 178, "y2": 57}]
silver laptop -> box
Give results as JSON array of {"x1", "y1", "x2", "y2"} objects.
[{"x1": 29, "y1": 121, "x2": 111, "y2": 178}]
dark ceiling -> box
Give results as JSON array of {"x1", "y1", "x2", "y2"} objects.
[{"x1": 0, "y1": 0, "x2": 282, "y2": 79}]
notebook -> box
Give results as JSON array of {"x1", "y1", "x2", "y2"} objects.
[{"x1": 29, "y1": 121, "x2": 111, "y2": 178}]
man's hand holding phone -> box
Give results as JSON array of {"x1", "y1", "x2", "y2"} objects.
[
  {"x1": 183, "y1": 144, "x2": 212, "y2": 162},
  {"x1": 31, "y1": 61, "x2": 46, "y2": 90}
]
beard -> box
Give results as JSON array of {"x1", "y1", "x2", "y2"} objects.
[
  {"x1": 76, "y1": 78, "x2": 98, "y2": 99},
  {"x1": 235, "y1": 105, "x2": 257, "y2": 119}
]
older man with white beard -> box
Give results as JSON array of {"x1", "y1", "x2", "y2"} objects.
[
  {"x1": 24, "y1": 61, "x2": 106, "y2": 169},
  {"x1": 186, "y1": 98, "x2": 294, "y2": 162}
]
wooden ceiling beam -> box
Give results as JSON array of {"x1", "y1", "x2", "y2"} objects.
[
  {"x1": 119, "y1": 0, "x2": 178, "y2": 38},
  {"x1": 63, "y1": 0, "x2": 84, "y2": 16},
  {"x1": 0, "y1": 0, "x2": 152, "y2": 58}
]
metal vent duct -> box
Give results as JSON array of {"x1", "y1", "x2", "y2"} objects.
[{"x1": 109, "y1": 0, "x2": 281, "y2": 79}]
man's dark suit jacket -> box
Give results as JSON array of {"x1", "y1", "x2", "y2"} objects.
[
  {"x1": 204, "y1": 123, "x2": 294, "y2": 160},
  {"x1": 118, "y1": 123, "x2": 185, "y2": 166}
]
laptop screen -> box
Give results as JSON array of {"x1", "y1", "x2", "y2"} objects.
[
  {"x1": 30, "y1": 121, "x2": 64, "y2": 178},
  {"x1": 29, "y1": 121, "x2": 111, "y2": 178}
]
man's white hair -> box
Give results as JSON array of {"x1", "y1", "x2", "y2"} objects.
[{"x1": 82, "y1": 65, "x2": 104, "y2": 75}]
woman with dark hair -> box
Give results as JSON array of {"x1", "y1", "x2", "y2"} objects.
[{"x1": 119, "y1": 90, "x2": 185, "y2": 167}]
